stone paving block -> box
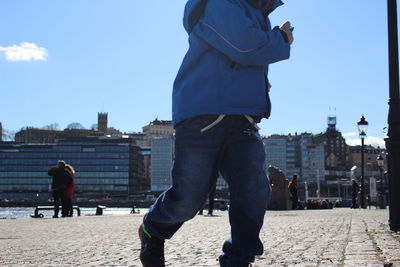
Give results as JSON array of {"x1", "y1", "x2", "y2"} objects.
[{"x1": 0, "y1": 209, "x2": 399, "y2": 266}]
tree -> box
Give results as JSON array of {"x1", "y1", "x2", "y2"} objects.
[
  {"x1": 2, "y1": 129, "x2": 15, "y2": 141},
  {"x1": 66, "y1": 122, "x2": 86, "y2": 130},
  {"x1": 43, "y1": 123, "x2": 60, "y2": 130},
  {"x1": 108, "y1": 127, "x2": 122, "y2": 135}
]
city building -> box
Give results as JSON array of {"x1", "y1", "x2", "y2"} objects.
[
  {"x1": 263, "y1": 132, "x2": 325, "y2": 199},
  {"x1": 149, "y1": 134, "x2": 227, "y2": 193},
  {"x1": 14, "y1": 112, "x2": 111, "y2": 144},
  {"x1": 315, "y1": 116, "x2": 349, "y2": 181},
  {"x1": 150, "y1": 136, "x2": 174, "y2": 192},
  {"x1": 14, "y1": 128, "x2": 97, "y2": 143},
  {"x1": 0, "y1": 136, "x2": 146, "y2": 199},
  {"x1": 128, "y1": 133, "x2": 150, "y2": 148},
  {"x1": 348, "y1": 145, "x2": 383, "y2": 171},
  {"x1": 298, "y1": 133, "x2": 325, "y2": 183},
  {"x1": 263, "y1": 133, "x2": 322, "y2": 182},
  {"x1": 286, "y1": 135, "x2": 301, "y2": 178},
  {"x1": 0, "y1": 122, "x2": 2, "y2": 142},
  {"x1": 142, "y1": 119, "x2": 175, "y2": 147},
  {"x1": 264, "y1": 135, "x2": 288, "y2": 176},
  {"x1": 138, "y1": 148, "x2": 151, "y2": 191}
]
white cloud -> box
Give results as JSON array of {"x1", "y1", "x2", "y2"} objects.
[
  {"x1": 0, "y1": 42, "x2": 48, "y2": 61},
  {"x1": 343, "y1": 132, "x2": 358, "y2": 137},
  {"x1": 346, "y1": 136, "x2": 386, "y2": 148}
]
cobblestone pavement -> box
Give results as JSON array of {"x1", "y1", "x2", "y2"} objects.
[{"x1": 0, "y1": 208, "x2": 399, "y2": 266}]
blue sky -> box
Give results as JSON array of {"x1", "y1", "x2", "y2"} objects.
[{"x1": 0, "y1": 0, "x2": 395, "y2": 147}]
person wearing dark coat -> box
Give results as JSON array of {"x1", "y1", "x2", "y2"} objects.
[
  {"x1": 48, "y1": 160, "x2": 72, "y2": 218},
  {"x1": 288, "y1": 174, "x2": 299, "y2": 210},
  {"x1": 351, "y1": 179, "x2": 359, "y2": 209},
  {"x1": 208, "y1": 185, "x2": 216, "y2": 216}
]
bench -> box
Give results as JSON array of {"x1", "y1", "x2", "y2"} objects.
[
  {"x1": 31, "y1": 205, "x2": 81, "y2": 218},
  {"x1": 95, "y1": 205, "x2": 106, "y2": 215}
]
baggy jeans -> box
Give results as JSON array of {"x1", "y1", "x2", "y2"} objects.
[{"x1": 143, "y1": 115, "x2": 271, "y2": 262}]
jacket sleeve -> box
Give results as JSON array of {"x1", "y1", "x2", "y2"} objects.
[
  {"x1": 192, "y1": 0, "x2": 290, "y2": 66},
  {"x1": 48, "y1": 168, "x2": 56, "y2": 176}
]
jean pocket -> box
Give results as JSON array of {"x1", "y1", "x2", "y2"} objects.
[{"x1": 175, "y1": 115, "x2": 221, "y2": 132}]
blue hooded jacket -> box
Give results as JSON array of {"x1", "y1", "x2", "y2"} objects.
[{"x1": 172, "y1": 0, "x2": 290, "y2": 127}]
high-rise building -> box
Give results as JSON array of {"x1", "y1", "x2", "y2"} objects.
[
  {"x1": 128, "y1": 133, "x2": 149, "y2": 148},
  {"x1": 298, "y1": 133, "x2": 325, "y2": 182},
  {"x1": 315, "y1": 116, "x2": 349, "y2": 179},
  {"x1": 98, "y1": 112, "x2": 108, "y2": 135},
  {"x1": 286, "y1": 135, "x2": 301, "y2": 178},
  {"x1": 150, "y1": 136, "x2": 174, "y2": 192},
  {"x1": 264, "y1": 135, "x2": 288, "y2": 175},
  {"x1": 142, "y1": 119, "x2": 175, "y2": 147},
  {"x1": 0, "y1": 122, "x2": 2, "y2": 142},
  {"x1": 263, "y1": 133, "x2": 321, "y2": 181}
]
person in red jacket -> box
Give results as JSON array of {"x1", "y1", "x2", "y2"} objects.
[{"x1": 65, "y1": 164, "x2": 75, "y2": 217}]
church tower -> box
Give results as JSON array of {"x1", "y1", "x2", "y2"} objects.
[{"x1": 98, "y1": 112, "x2": 108, "y2": 134}]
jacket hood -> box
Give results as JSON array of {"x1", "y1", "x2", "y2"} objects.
[
  {"x1": 183, "y1": 0, "x2": 209, "y2": 33},
  {"x1": 183, "y1": 0, "x2": 284, "y2": 33}
]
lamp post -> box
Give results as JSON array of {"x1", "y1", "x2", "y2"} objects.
[
  {"x1": 377, "y1": 154, "x2": 385, "y2": 209},
  {"x1": 386, "y1": 0, "x2": 400, "y2": 231},
  {"x1": 357, "y1": 115, "x2": 368, "y2": 209}
]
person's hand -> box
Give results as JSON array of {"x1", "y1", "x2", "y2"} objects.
[
  {"x1": 279, "y1": 21, "x2": 294, "y2": 45},
  {"x1": 268, "y1": 82, "x2": 272, "y2": 92}
]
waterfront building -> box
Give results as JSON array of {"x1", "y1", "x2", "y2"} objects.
[
  {"x1": 142, "y1": 119, "x2": 175, "y2": 147},
  {"x1": 150, "y1": 136, "x2": 228, "y2": 193},
  {"x1": 286, "y1": 136, "x2": 301, "y2": 179},
  {"x1": 14, "y1": 112, "x2": 112, "y2": 144},
  {"x1": 138, "y1": 148, "x2": 151, "y2": 191},
  {"x1": 314, "y1": 116, "x2": 349, "y2": 181},
  {"x1": 150, "y1": 136, "x2": 174, "y2": 192},
  {"x1": 264, "y1": 135, "x2": 287, "y2": 175},
  {"x1": 129, "y1": 133, "x2": 149, "y2": 148},
  {"x1": 298, "y1": 133, "x2": 325, "y2": 183},
  {"x1": 348, "y1": 145, "x2": 383, "y2": 171},
  {"x1": 0, "y1": 136, "x2": 145, "y2": 199},
  {"x1": 263, "y1": 133, "x2": 321, "y2": 182}
]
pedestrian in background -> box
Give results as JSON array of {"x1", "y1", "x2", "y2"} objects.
[
  {"x1": 288, "y1": 174, "x2": 299, "y2": 210},
  {"x1": 138, "y1": 0, "x2": 293, "y2": 266},
  {"x1": 48, "y1": 160, "x2": 72, "y2": 218},
  {"x1": 65, "y1": 164, "x2": 75, "y2": 217}
]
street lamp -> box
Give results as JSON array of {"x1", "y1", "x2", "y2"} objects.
[
  {"x1": 357, "y1": 115, "x2": 368, "y2": 209},
  {"x1": 377, "y1": 154, "x2": 385, "y2": 209}
]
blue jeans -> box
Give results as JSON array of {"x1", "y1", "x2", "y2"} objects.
[{"x1": 144, "y1": 115, "x2": 271, "y2": 263}]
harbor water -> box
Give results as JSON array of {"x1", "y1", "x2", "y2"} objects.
[{"x1": 0, "y1": 207, "x2": 146, "y2": 219}]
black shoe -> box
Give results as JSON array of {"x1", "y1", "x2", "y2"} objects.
[
  {"x1": 218, "y1": 255, "x2": 252, "y2": 267},
  {"x1": 138, "y1": 224, "x2": 165, "y2": 267},
  {"x1": 53, "y1": 215, "x2": 58, "y2": 218}
]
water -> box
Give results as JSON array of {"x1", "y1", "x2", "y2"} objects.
[{"x1": 0, "y1": 207, "x2": 146, "y2": 219}]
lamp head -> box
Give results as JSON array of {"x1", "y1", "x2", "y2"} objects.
[
  {"x1": 377, "y1": 153, "x2": 384, "y2": 167},
  {"x1": 357, "y1": 115, "x2": 368, "y2": 138}
]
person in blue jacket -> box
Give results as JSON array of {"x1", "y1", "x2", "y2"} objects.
[{"x1": 138, "y1": 0, "x2": 293, "y2": 266}]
